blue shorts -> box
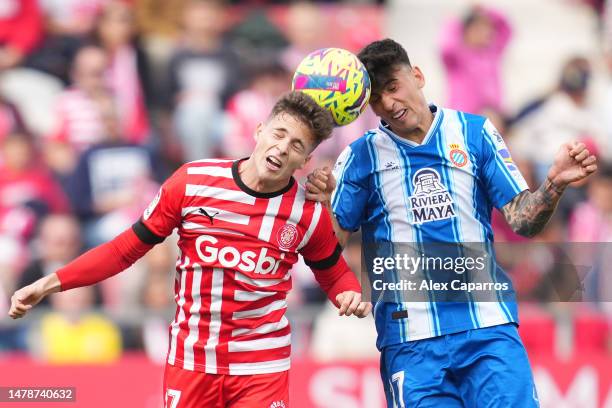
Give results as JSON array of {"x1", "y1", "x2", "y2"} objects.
[{"x1": 380, "y1": 323, "x2": 539, "y2": 408}]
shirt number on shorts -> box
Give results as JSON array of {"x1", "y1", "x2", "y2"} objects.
[
  {"x1": 389, "y1": 371, "x2": 405, "y2": 408},
  {"x1": 165, "y1": 389, "x2": 181, "y2": 408}
]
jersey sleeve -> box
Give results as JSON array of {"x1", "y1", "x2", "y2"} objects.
[
  {"x1": 299, "y1": 204, "x2": 361, "y2": 304},
  {"x1": 299, "y1": 204, "x2": 342, "y2": 266},
  {"x1": 139, "y1": 165, "x2": 186, "y2": 238},
  {"x1": 331, "y1": 145, "x2": 369, "y2": 232},
  {"x1": 478, "y1": 119, "x2": 529, "y2": 209}
]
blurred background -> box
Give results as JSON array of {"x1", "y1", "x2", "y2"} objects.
[{"x1": 0, "y1": 0, "x2": 610, "y2": 406}]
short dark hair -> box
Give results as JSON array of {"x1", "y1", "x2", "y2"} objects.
[
  {"x1": 269, "y1": 91, "x2": 334, "y2": 148},
  {"x1": 358, "y1": 38, "x2": 412, "y2": 94}
]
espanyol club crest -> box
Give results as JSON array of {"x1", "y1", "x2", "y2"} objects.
[
  {"x1": 277, "y1": 224, "x2": 298, "y2": 250},
  {"x1": 448, "y1": 144, "x2": 468, "y2": 168},
  {"x1": 409, "y1": 168, "x2": 456, "y2": 224}
]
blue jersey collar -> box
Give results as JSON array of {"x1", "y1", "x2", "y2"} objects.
[{"x1": 378, "y1": 104, "x2": 443, "y2": 148}]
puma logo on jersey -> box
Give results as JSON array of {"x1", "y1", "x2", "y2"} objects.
[{"x1": 198, "y1": 208, "x2": 219, "y2": 224}]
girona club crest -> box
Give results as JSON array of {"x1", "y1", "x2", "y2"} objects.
[{"x1": 277, "y1": 224, "x2": 298, "y2": 250}]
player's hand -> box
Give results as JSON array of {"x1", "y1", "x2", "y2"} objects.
[
  {"x1": 305, "y1": 167, "x2": 336, "y2": 203},
  {"x1": 336, "y1": 291, "x2": 372, "y2": 318},
  {"x1": 548, "y1": 141, "x2": 597, "y2": 188},
  {"x1": 8, "y1": 278, "x2": 53, "y2": 319}
]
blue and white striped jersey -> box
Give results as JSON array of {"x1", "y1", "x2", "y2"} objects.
[{"x1": 332, "y1": 105, "x2": 529, "y2": 349}]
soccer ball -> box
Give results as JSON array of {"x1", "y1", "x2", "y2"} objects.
[{"x1": 292, "y1": 48, "x2": 371, "y2": 127}]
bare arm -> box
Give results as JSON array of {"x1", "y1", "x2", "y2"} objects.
[
  {"x1": 9, "y1": 273, "x2": 61, "y2": 319},
  {"x1": 501, "y1": 141, "x2": 596, "y2": 237}
]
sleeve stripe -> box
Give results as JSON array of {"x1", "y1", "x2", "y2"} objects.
[
  {"x1": 331, "y1": 148, "x2": 354, "y2": 211},
  {"x1": 132, "y1": 219, "x2": 165, "y2": 245},
  {"x1": 481, "y1": 128, "x2": 526, "y2": 194},
  {"x1": 304, "y1": 243, "x2": 342, "y2": 270},
  {"x1": 296, "y1": 202, "x2": 322, "y2": 251}
]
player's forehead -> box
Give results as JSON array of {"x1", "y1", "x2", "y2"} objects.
[
  {"x1": 267, "y1": 112, "x2": 315, "y2": 145},
  {"x1": 372, "y1": 64, "x2": 410, "y2": 93}
]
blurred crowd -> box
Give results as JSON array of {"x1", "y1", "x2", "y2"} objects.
[{"x1": 0, "y1": 0, "x2": 610, "y2": 365}]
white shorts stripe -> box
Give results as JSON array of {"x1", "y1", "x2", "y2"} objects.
[
  {"x1": 232, "y1": 299, "x2": 287, "y2": 319},
  {"x1": 187, "y1": 166, "x2": 232, "y2": 178},
  {"x1": 258, "y1": 195, "x2": 283, "y2": 242},
  {"x1": 186, "y1": 184, "x2": 256, "y2": 205},
  {"x1": 228, "y1": 357, "x2": 291, "y2": 375},
  {"x1": 204, "y1": 267, "x2": 224, "y2": 374},
  {"x1": 182, "y1": 263, "x2": 203, "y2": 370},
  {"x1": 232, "y1": 316, "x2": 289, "y2": 337},
  {"x1": 167, "y1": 257, "x2": 189, "y2": 365},
  {"x1": 228, "y1": 333, "x2": 291, "y2": 352}
]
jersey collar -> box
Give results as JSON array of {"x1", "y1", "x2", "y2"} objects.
[
  {"x1": 232, "y1": 158, "x2": 295, "y2": 199},
  {"x1": 378, "y1": 104, "x2": 443, "y2": 148}
]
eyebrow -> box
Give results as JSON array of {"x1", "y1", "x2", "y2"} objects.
[
  {"x1": 383, "y1": 78, "x2": 397, "y2": 88},
  {"x1": 273, "y1": 127, "x2": 288, "y2": 134}
]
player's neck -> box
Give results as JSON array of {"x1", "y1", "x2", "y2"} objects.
[{"x1": 238, "y1": 158, "x2": 291, "y2": 194}]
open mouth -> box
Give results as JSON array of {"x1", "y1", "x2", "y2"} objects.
[
  {"x1": 392, "y1": 109, "x2": 407, "y2": 120},
  {"x1": 266, "y1": 155, "x2": 282, "y2": 170}
]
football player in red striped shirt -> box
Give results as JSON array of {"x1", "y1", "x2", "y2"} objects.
[{"x1": 9, "y1": 91, "x2": 371, "y2": 408}]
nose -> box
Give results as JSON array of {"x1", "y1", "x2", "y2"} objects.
[
  {"x1": 381, "y1": 93, "x2": 395, "y2": 113},
  {"x1": 276, "y1": 138, "x2": 290, "y2": 155}
]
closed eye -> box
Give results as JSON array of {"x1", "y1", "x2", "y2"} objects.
[{"x1": 292, "y1": 141, "x2": 304, "y2": 152}]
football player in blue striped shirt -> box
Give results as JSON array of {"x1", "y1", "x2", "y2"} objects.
[{"x1": 306, "y1": 39, "x2": 597, "y2": 407}]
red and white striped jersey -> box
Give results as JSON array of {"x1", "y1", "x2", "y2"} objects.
[{"x1": 140, "y1": 158, "x2": 345, "y2": 375}]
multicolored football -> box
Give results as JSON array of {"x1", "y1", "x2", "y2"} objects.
[{"x1": 292, "y1": 48, "x2": 371, "y2": 126}]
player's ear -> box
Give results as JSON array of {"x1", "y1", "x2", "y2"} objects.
[
  {"x1": 254, "y1": 122, "x2": 264, "y2": 142},
  {"x1": 412, "y1": 66, "x2": 425, "y2": 89}
]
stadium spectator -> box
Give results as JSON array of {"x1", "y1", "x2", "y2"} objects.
[
  {"x1": 66, "y1": 97, "x2": 162, "y2": 248},
  {"x1": 0, "y1": 97, "x2": 26, "y2": 147},
  {"x1": 511, "y1": 57, "x2": 605, "y2": 183},
  {"x1": 140, "y1": 268, "x2": 174, "y2": 364},
  {"x1": 0, "y1": 133, "x2": 69, "y2": 246},
  {"x1": 27, "y1": 0, "x2": 106, "y2": 83},
  {"x1": 92, "y1": 0, "x2": 152, "y2": 144},
  {"x1": 222, "y1": 59, "x2": 290, "y2": 158},
  {"x1": 569, "y1": 162, "x2": 612, "y2": 242},
  {"x1": 440, "y1": 5, "x2": 512, "y2": 114},
  {"x1": 16, "y1": 214, "x2": 87, "y2": 308},
  {"x1": 0, "y1": 0, "x2": 44, "y2": 70},
  {"x1": 44, "y1": 45, "x2": 113, "y2": 178},
  {"x1": 32, "y1": 285, "x2": 122, "y2": 363},
  {"x1": 163, "y1": 0, "x2": 241, "y2": 162},
  {"x1": 280, "y1": 1, "x2": 327, "y2": 71}
]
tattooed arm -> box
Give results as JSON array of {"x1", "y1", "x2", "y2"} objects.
[
  {"x1": 501, "y1": 178, "x2": 565, "y2": 237},
  {"x1": 501, "y1": 141, "x2": 597, "y2": 237}
]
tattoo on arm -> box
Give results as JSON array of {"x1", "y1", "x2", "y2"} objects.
[{"x1": 501, "y1": 178, "x2": 565, "y2": 237}]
